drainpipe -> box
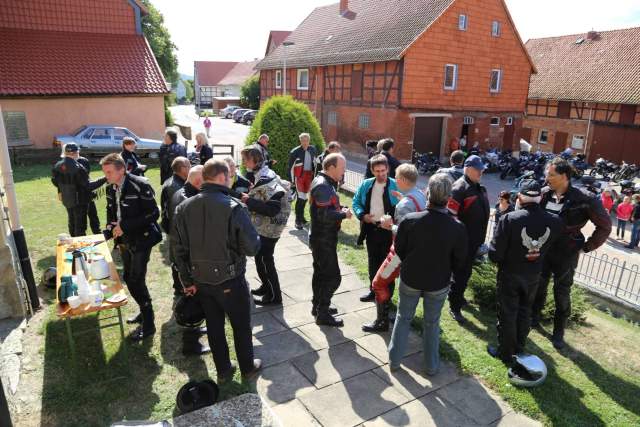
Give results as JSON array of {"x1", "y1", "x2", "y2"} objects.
[
  {"x1": 584, "y1": 103, "x2": 594, "y2": 160},
  {"x1": 0, "y1": 107, "x2": 39, "y2": 311}
]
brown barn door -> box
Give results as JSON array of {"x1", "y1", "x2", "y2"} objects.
[
  {"x1": 502, "y1": 123, "x2": 515, "y2": 150},
  {"x1": 413, "y1": 117, "x2": 443, "y2": 155},
  {"x1": 554, "y1": 131, "x2": 568, "y2": 153},
  {"x1": 517, "y1": 127, "x2": 532, "y2": 147}
]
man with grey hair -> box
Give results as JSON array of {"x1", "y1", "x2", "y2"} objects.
[
  {"x1": 388, "y1": 173, "x2": 468, "y2": 374},
  {"x1": 256, "y1": 134, "x2": 276, "y2": 169},
  {"x1": 487, "y1": 180, "x2": 562, "y2": 364},
  {"x1": 288, "y1": 132, "x2": 318, "y2": 229}
]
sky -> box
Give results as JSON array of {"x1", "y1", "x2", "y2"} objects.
[{"x1": 150, "y1": 0, "x2": 640, "y2": 76}]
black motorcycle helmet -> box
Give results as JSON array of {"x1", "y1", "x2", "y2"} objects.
[
  {"x1": 41, "y1": 267, "x2": 57, "y2": 289},
  {"x1": 176, "y1": 379, "x2": 219, "y2": 414},
  {"x1": 508, "y1": 354, "x2": 547, "y2": 387},
  {"x1": 174, "y1": 295, "x2": 205, "y2": 328}
]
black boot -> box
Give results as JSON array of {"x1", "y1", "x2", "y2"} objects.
[
  {"x1": 126, "y1": 312, "x2": 142, "y2": 324},
  {"x1": 316, "y1": 310, "x2": 344, "y2": 327},
  {"x1": 251, "y1": 286, "x2": 268, "y2": 296},
  {"x1": 311, "y1": 304, "x2": 338, "y2": 317},
  {"x1": 131, "y1": 304, "x2": 156, "y2": 342},
  {"x1": 362, "y1": 302, "x2": 390, "y2": 332},
  {"x1": 295, "y1": 199, "x2": 307, "y2": 229},
  {"x1": 182, "y1": 329, "x2": 211, "y2": 356},
  {"x1": 360, "y1": 289, "x2": 376, "y2": 302},
  {"x1": 552, "y1": 317, "x2": 567, "y2": 350}
]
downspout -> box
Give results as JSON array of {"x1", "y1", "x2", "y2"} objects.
[{"x1": 584, "y1": 103, "x2": 594, "y2": 160}]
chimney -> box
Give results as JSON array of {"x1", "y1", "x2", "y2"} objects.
[
  {"x1": 586, "y1": 30, "x2": 599, "y2": 40},
  {"x1": 340, "y1": 0, "x2": 349, "y2": 15}
]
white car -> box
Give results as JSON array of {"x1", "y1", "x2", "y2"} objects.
[
  {"x1": 220, "y1": 105, "x2": 241, "y2": 119},
  {"x1": 54, "y1": 125, "x2": 162, "y2": 158}
]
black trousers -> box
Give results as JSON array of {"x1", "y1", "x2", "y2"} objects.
[
  {"x1": 255, "y1": 235, "x2": 281, "y2": 301},
  {"x1": 295, "y1": 199, "x2": 307, "y2": 222},
  {"x1": 87, "y1": 200, "x2": 101, "y2": 235},
  {"x1": 531, "y1": 250, "x2": 579, "y2": 339},
  {"x1": 195, "y1": 276, "x2": 254, "y2": 374},
  {"x1": 496, "y1": 271, "x2": 539, "y2": 361},
  {"x1": 448, "y1": 244, "x2": 479, "y2": 311},
  {"x1": 171, "y1": 263, "x2": 183, "y2": 295},
  {"x1": 310, "y1": 238, "x2": 341, "y2": 312},
  {"x1": 366, "y1": 227, "x2": 394, "y2": 293},
  {"x1": 119, "y1": 244, "x2": 153, "y2": 310},
  {"x1": 66, "y1": 205, "x2": 88, "y2": 237}
]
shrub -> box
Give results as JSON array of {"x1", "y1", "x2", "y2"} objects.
[
  {"x1": 468, "y1": 262, "x2": 589, "y2": 324},
  {"x1": 245, "y1": 96, "x2": 325, "y2": 179},
  {"x1": 240, "y1": 75, "x2": 260, "y2": 110}
]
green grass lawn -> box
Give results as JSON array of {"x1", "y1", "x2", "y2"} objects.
[
  {"x1": 336, "y1": 192, "x2": 640, "y2": 427},
  {"x1": 14, "y1": 163, "x2": 250, "y2": 427}
]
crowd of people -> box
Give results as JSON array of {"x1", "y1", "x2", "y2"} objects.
[{"x1": 51, "y1": 131, "x2": 619, "y2": 384}]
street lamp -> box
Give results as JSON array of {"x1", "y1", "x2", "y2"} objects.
[{"x1": 282, "y1": 41, "x2": 294, "y2": 96}]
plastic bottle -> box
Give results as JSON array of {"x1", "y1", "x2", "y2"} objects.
[{"x1": 76, "y1": 271, "x2": 91, "y2": 304}]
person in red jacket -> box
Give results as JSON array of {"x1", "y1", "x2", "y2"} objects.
[
  {"x1": 600, "y1": 189, "x2": 614, "y2": 214},
  {"x1": 616, "y1": 196, "x2": 634, "y2": 241}
]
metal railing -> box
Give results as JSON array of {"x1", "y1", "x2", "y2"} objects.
[{"x1": 341, "y1": 166, "x2": 640, "y2": 310}]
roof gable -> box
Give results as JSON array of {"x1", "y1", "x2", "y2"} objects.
[
  {"x1": 218, "y1": 61, "x2": 259, "y2": 86},
  {"x1": 194, "y1": 62, "x2": 239, "y2": 87},
  {"x1": 265, "y1": 30, "x2": 292, "y2": 56},
  {"x1": 526, "y1": 27, "x2": 640, "y2": 104},
  {"x1": 256, "y1": 0, "x2": 455, "y2": 69}
]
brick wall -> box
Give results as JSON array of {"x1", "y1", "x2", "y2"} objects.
[
  {"x1": 522, "y1": 116, "x2": 590, "y2": 153},
  {"x1": 402, "y1": 0, "x2": 531, "y2": 112},
  {"x1": 0, "y1": 0, "x2": 137, "y2": 34}
]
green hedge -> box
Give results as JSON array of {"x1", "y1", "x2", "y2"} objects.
[
  {"x1": 245, "y1": 96, "x2": 324, "y2": 179},
  {"x1": 469, "y1": 262, "x2": 589, "y2": 324}
]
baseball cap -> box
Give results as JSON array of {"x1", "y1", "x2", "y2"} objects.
[
  {"x1": 64, "y1": 143, "x2": 79, "y2": 153},
  {"x1": 519, "y1": 179, "x2": 542, "y2": 197},
  {"x1": 464, "y1": 155, "x2": 486, "y2": 171}
]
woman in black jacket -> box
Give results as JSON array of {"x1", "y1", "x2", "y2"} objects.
[
  {"x1": 195, "y1": 132, "x2": 213, "y2": 165},
  {"x1": 240, "y1": 146, "x2": 291, "y2": 306},
  {"x1": 121, "y1": 137, "x2": 147, "y2": 176}
]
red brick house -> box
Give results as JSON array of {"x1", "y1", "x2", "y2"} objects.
[
  {"x1": 256, "y1": 0, "x2": 535, "y2": 160},
  {"x1": 523, "y1": 27, "x2": 640, "y2": 164},
  {"x1": 0, "y1": 0, "x2": 168, "y2": 150}
]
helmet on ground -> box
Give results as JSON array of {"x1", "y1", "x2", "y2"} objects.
[
  {"x1": 508, "y1": 354, "x2": 547, "y2": 387},
  {"x1": 41, "y1": 267, "x2": 57, "y2": 289},
  {"x1": 174, "y1": 295, "x2": 205, "y2": 328},
  {"x1": 176, "y1": 379, "x2": 219, "y2": 414}
]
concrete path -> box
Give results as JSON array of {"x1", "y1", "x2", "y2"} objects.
[{"x1": 246, "y1": 218, "x2": 540, "y2": 427}]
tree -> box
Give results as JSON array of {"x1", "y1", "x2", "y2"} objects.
[
  {"x1": 184, "y1": 79, "x2": 194, "y2": 103},
  {"x1": 245, "y1": 96, "x2": 325, "y2": 179},
  {"x1": 240, "y1": 75, "x2": 260, "y2": 110},
  {"x1": 140, "y1": 0, "x2": 179, "y2": 86}
]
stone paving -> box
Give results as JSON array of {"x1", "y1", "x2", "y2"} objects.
[{"x1": 247, "y1": 219, "x2": 541, "y2": 427}]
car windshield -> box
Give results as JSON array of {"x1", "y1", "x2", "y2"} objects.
[{"x1": 72, "y1": 125, "x2": 87, "y2": 136}]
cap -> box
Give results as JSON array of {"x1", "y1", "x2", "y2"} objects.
[
  {"x1": 519, "y1": 179, "x2": 541, "y2": 197},
  {"x1": 464, "y1": 155, "x2": 486, "y2": 171},
  {"x1": 64, "y1": 143, "x2": 79, "y2": 153}
]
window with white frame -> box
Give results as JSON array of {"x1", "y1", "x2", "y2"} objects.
[
  {"x1": 539, "y1": 129, "x2": 549, "y2": 144},
  {"x1": 506, "y1": 116, "x2": 513, "y2": 125},
  {"x1": 328, "y1": 111, "x2": 337, "y2": 126},
  {"x1": 492, "y1": 21, "x2": 501, "y2": 37},
  {"x1": 2, "y1": 111, "x2": 29, "y2": 144},
  {"x1": 297, "y1": 69, "x2": 309, "y2": 90},
  {"x1": 571, "y1": 134, "x2": 585, "y2": 150},
  {"x1": 490, "y1": 69, "x2": 502, "y2": 92},
  {"x1": 463, "y1": 116, "x2": 474, "y2": 125},
  {"x1": 358, "y1": 113, "x2": 370, "y2": 129},
  {"x1": 275, "y1": 70, "x2": 282, "y2": 89},
  {"x1": 458, "y1": 14, "x2": 467, "y2": 31},
  {"x1": 444, "y1": 64, "x2": 458, "y2": 90},
  {"x1": 490, "y1": 117, "x2": 500, "y2": 126}
]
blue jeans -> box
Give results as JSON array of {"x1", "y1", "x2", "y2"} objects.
[
  {"x1": 389, "y1": 281, "x2": 449, "y2": 374},
  {"x1": 617, "y1": 218, "x2": 627, "y2": 239},
  {"x1": 629, "y1": 221, "x2": 640, "y2": 248}
]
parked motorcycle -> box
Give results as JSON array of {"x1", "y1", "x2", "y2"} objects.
[
  {"x1": 589, "y1": 157, "x2": 619, "y2": 180},
  {"x1": 413, "y1": 151, "x2": 440, "y2": 175},
  {"x1": 612, "y1": 162, "x2": 639, "y2": 182}
]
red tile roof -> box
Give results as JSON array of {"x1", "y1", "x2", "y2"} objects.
[
  {"x1": 218, "y1": 61, "x2": 259, "y2": 86},
  {"x1": 265, "y1": 30, "x2": 292, "y2": 55},
  {"x1": 194, "y1": 61, "x2": 239, "y2": 87},
  {"x1": 0, "y1": 28, "x2": 168, "y2": 96},
  {"x1": 526, "y1": 27, "x2": 640, "y2": 104}
]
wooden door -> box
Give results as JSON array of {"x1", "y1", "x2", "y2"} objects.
[
  {"x1": 554, "y1": 131, "x2": 568, "y2": 153},
  {"x1": 502, "y1": 123, "x2": 515, "y2": 150},
  {"x1": 413, "y1": 117, "x2": 443, "y2": 154}
]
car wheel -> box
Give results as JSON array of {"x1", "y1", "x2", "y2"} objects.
[
  {"x1": 246, "y1": 119, "x2": 252, "y2": 126},
  {"x1": 226, "y1": 114, "x2": 231, "y2": 119}
]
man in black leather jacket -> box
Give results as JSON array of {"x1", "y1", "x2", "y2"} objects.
[
  {"x1": 309, "y1": 153, "x2": 352, "y2": 327},
  {"x1": 52, "y1": 143, "x2": 106, "y2": 237},
  {"x1": 159, "y1": 129, "x2": 187, "y2": 184},
  {"x1": 101, "y1": 153, "x2": 162, "y2": 342},
  {"x1": 447, "y1": 155, "x2": 490, "y2": 323},
  {"x1": 172, "y1": 159, "x2": 263, "y2": 382},
  {"x1": 488, "y1": 180, "x2": 563, "y2": 363},
  {"x1": 76, "y1": 154, "x2": 102, "y2": 235},
  {"x1": 531, "y1": 157, "x2": 611, "y2": 349},
  {"x1": 436, "y1": 150, "x2": 465, "y2": 182}
]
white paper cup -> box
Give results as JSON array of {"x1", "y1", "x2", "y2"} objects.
[
  {"x1": 89, "y1": 290, "x2": 103, "y2": 307},
  {"x1": 67, "y1": 295, "x2": 81, "y2": 309}
]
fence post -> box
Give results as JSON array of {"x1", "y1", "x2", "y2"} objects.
[{"x1": 614, "y1": 260, "x2": 626, "y2": 297}]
